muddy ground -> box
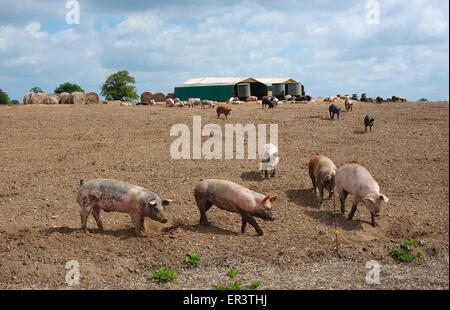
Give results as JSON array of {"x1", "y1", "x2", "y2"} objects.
[{"x1": 0, "y1": 100, "x2": 448, "y2": 289}]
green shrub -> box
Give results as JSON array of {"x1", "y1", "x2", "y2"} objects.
[
  {"x1": 226, "y1": 269, "x2": 239, "y2": 278},
  {"x1": 149, "y1": 266, "x2": 178, "y2": 283},
  {"x1": 389, "y1": 239, "x2": 424, "y2": 265},
  {"x1": 185, "y1": 252, "x2": 200, "y2": 268}
]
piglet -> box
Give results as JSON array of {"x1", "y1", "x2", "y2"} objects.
[
  {"x1": 335, "y1": 164, "x2": 389, "y2": 226},
  {"x1": 217, "y1": 106, "x2": 232, "y2": 119},
  {"x1": 364, "y1": 115, "x2": 374, "y2": 132},
  {"x1": 77, "y1": 178, "x2": 172, "y2": 236},
  {"x1": 308, "y1": 155, "x2": 337, "y2": 205},
  {"x1": 165, "y1": 98, "x2": 175, "y2": 108},
  {"x1": 345, "y1": 98, "x2": 353, "y2": 111},
  {"x1": 329, "y1": 104, "x2": 340, "y2": 119},
  {"x1": 194, "y1": 179, "x2": 276, "y2": 236},
  {"x1": 259, "y1": 143, "x2": 279, "y2": 178}
]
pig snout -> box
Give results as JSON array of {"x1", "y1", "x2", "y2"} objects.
[{"x1": 148, "y1": 204, "x2": 169, "y2": 224}]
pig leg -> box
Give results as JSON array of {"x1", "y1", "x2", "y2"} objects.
[
  {"x1": 348, "y1": 201, "x2": 358, "y2": 220},
  {"x1": 370, "y1": 212, "x2": 378, "y2": 227},
  {"x1": 318, "y1": 184, "x2": 324, "y2": 205},
  {"x1": 328, "y1": 192, "x2": 334, "y2": 201},
  {"x1": 196, "y1": 198, "x2": 213, "y2": 226},
  {"x1": 264, "y1": 170, "x2": 268, "y2": 179},
  {"x1": 309, "y1": 170, "x2": 317, "y2": 194},
  {"x1": 339, "y1": 190, "x2": 349, "y2": 214},
  {"x1": 80, "y1": 206, "x2": 92, "y2": 232},
  {"x1": 91, "y1": 207, "x2": 104, "y2": 231},
  {"x1": 130, "y1": 213, "x2": 144, "y2": 236},
  {"x1": 241, "y1": 212, "x2": 263, "y2": 236},
  {"x1": 241, "y1": 217, "x2": 247, "y2": 233},
  {"x1": 271, "y1": 169, "x2": 276, "y2": 178}
]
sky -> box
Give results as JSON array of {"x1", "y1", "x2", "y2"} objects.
[{"x1": 0, "y1": 0, "x2": 448, "y2": 101}]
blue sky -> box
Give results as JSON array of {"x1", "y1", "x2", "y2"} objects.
[{"x1": 0, "y1": 0, "x2": 448, "y2": 101}]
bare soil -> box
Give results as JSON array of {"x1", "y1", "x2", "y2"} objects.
[{"x1": 0, "y1": 100, "x2": 448, "y2": 289}]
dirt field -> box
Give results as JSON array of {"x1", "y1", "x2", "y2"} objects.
[{"x1": 0, "y1": 100, "x2": 448, "y2": 290}]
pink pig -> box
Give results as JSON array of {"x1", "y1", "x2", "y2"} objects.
[
  {"x1": 335, "y1": 164, "x2": 389, "y2": 226},
  {"x1": 77, "y1": 179, "x2": 172, "y2": 236},
  {"x1": 194, "y1": 179, "x2": 276, "y2": 236}
]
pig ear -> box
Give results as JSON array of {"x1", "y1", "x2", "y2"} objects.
[
  {"x1": 378, "y1": 194, "x2": 389, "y2": 203},
  {"x1": 269, "y1": 196, "x2": 276, "y2": 203},
  {"x1": 363, "y1": 194, "x2": 376, "y2": 204},
  {"x1": 261, "y1": 195, "x2": 270, "y2": 204},
  {"x1": 162, "y1": 199, "x2": 173, "y2": 206}
]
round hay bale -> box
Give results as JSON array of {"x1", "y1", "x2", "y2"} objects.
[
  {"x1": 153, "y1": 92, "x2": 166, "y2": 103},
  {"x1": 45, "y1": 94, "x2": 60, "y2": 104},
  {"x1": 60, "y1": 93, "x2": 73, "y2": 104},
  {"x1": 70, "y1": 92, "x2": 87, "y2": 105},
  {"x1": 140, "y1": 91, "x2": 154, "y2": 103},
  {"x1": 29, "y1": 92, "x2": 47, "y2": 105},
  {"x1": 23, "y1": 92, "x2": 32, "y2": 105},
  {"x1": 86, "y1": 92, "x2": 99, "y2": 104}
]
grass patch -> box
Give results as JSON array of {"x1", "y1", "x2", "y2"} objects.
[
  {"x1": 149, "y1": 266, "x2": 178, "y2": 283},
  {"x1": 226, "y1": 269, "x2": 239, "y2": 278},
  {"x1": 185, "y1": 252, "x2": 200, "y2": 268},
  {"x1": 389, "y1": 239, "x2": 425, "y2": 265}
]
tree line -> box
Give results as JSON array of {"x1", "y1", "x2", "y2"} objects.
[{"x1": 0, "y1": 70, "x2": 139, "y2": 104}]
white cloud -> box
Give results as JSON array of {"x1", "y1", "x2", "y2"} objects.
[{"x1": 0, "y1": 0, "x2": 448, "y2": 101}]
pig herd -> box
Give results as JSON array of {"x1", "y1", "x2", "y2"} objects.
[
  {"x1": 77, "y1": 151, "x2": 389, "y2": 237},
  {"x1": 328, "y1": 101, "x2": 375, "y2": 133},
  {"x1": 76, "y1": 100, "x2": 386, "y2": 237}
]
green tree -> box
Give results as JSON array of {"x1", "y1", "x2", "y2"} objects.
[
  {"x1": 0, "y1": 88, "x2": 11, "y2": 104},
  {"x1": 30, "y1": 87, "x2": 43, "y2": 93},
  {"x1": 417, "y1": 98, "x2": 428, "y2": 102},
  {"x1": 54, "y1": 82, "x2": 84, "y2": 94},
  {"x1": 101, "y1": 70, "x2": 139, "y2": 101},
  {"x1": 11, "y1": 99, "x2": 20, "y2": 104}
]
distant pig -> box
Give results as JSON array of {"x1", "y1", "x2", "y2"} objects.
[
  {"x1": 194, "y1": 179, "x2": 276, "y2": 236},
  {"x1": 262, "y1": 96, "x2": 274, "y2": 109},
  {"x1": 259, "y1": 143, "x2": 279, "y2": 178},
  {"x1": 364, "y1": 114, "x2": 374, "y2": 132},
  {"x1": 345, "y1": 98, "x2": 353, "y2": 111},
  {"x1": 217, "y1": 106, "x2": 231, "y2": 119},
  {"x1": 165, "y1": 98, "x2": 175, "y2": 108},
  {"x1": 329, "y1": 104, "x2": 340, "y2": 119},
  {"x1": 76, "y1": 178, "x2": 172, "y2": 236},
  {"x1": 335, "y1": 164, "x2": 389, "y2": 226},
  {"x1": 308, "y1": 155, "x2": 337, "y2": 205}
]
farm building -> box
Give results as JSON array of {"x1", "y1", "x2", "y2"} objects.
[
  {"x1": 174, "y1": 77, "x2": 269, "y2": 101},
  {"x1": 256, "y1": 78, "x2": 305, "y2": 98}
]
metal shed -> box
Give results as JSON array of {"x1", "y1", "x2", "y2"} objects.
[
  {"x1": 256, "y1": 78, "x2": 299, "y2": 92},
  {"x1": 174, "y1": 77, "x2": 268, "y2": 101}
]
